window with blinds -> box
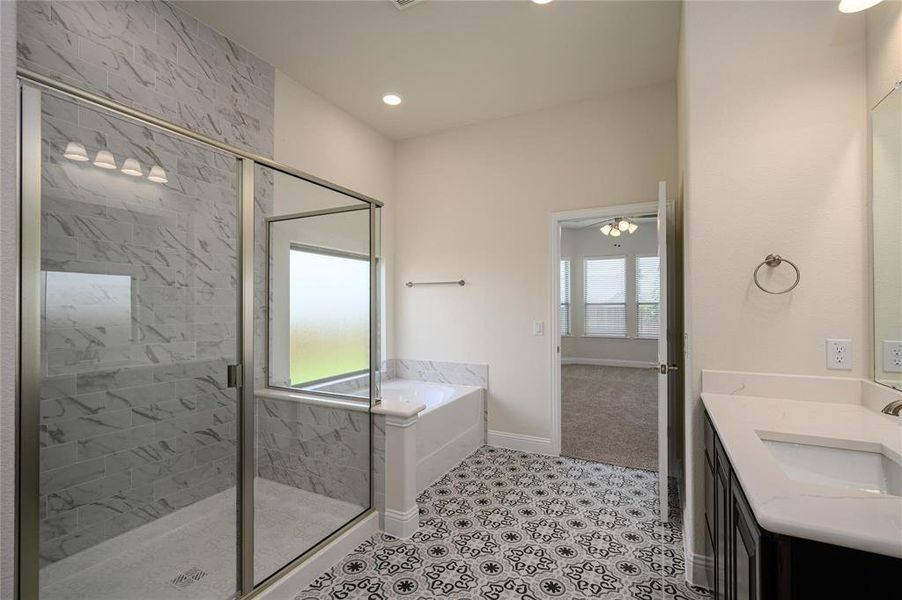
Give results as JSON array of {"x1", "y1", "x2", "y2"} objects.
[
  {"x1": 584, "y1": 257, "x2": 626, "y2": 337},
  {"x1": 637, "y1": 255, "x2": 660, "y2": 338},
  {"x1": 560, "y1": 259, "x2": 570, "y2": 335}
]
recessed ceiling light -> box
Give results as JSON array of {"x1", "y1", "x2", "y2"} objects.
[
  {"x1": 838, "y1": 0, "x2": 884, "y2": 12},
  {"x1": 532, "y1": 0, "x2": 554, "y2": 4},
  {"x1": 382, "y1": 93, "x2": 402, "y2": 106}
]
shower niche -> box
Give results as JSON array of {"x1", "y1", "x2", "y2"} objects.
[{"x1": 19, "y1": 81, "x2": 381, "y2": 600}]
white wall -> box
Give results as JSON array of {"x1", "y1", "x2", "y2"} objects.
[
  {"x1": 680, "y1": 0, "x2": 867, "y2": 574},
  {"x1": 560, "y1": 223, "x2": 658, "y2": 365},
  {"x1": 274, "y1": 70, "x2": 396, "y2": 360},
  {"x1": 0, "y1": 1, "x2": 15, "y2": 595},
  {"x1": 867, "y1": 0, "x2": 902, "y2": 109},
  {"x1": 394, "y1": 82, "x2": 677, "y2": 440}
]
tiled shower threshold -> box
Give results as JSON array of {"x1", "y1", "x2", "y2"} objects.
[{"x1": 40, "y1": 479, "x2": 364, "y2": 600}]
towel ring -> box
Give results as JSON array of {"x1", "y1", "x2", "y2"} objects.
[{"x1": 753, "y1": 254, "x2": 800, "y2": 295}]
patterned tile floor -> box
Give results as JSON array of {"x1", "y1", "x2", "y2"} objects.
[{"x1": 296, "y1": 446, "x2": 711, "y2": 599}]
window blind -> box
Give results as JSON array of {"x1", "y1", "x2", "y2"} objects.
[
  {"x1": 560, "y1": 259, "x2": 570, "y2": 335},
  {"x1": 637, "y1": 255, "x2": 660, "y2": 339},
  {"x1": 584, "y1": 257, "x2": 626, "y2": 337}
]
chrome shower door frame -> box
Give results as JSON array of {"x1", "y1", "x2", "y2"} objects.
[{"x1": 16, "y1": 72, "x2": 382, "y2": 600}]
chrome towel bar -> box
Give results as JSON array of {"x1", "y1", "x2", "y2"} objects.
[{"x1": 405, "y1": 280, "x2": 466, "y2": 288}]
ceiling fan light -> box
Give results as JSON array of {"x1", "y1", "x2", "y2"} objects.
[
  {"x1": 618, "y1": 219, "x2": 630, "y2": 232},
  {"x1": 610, "y1": 227, "x2": 621, "y2": 237},
  {"x1": 838, "y1": 0, "x2": 884, "y2": 13},
  {"x1": 628, "y1": 222, "x2": 639, "y2": 234},
  {"x1": 600, "y1": 224, "x2": 612, "y2": 236}
]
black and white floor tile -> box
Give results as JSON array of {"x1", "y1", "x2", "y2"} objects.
[{"x1": 296, "y1": 446, "x2": 711, "y2": 599}]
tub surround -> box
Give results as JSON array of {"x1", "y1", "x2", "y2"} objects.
[
  {"x1": 372, "y1": 392, "x2": 426, "y2": 539},
  {"x1": 701, "y1": 370, "x2": 902, "y2": 559},
  {"x1": 372, "y1": 379, "x2": 486, "y2": 539}
]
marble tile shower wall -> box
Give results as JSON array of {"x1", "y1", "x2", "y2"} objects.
[
  {"x1": 38, "y1": 95, "x2": 243, "y2": 565},
  {"x1": 17, "y1": 0, "x2": 274, "y2": 156},
  {"x1": 256, "y1": 398, "x2": 370, "y2": 509},
  {"x1": 19, "y1": 0, "x2": 276, "y2": 565}
]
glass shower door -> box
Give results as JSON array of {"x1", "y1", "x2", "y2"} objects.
[
  {"x1": 22, "y1": 86, "x2": 242, "y2": 600},
  {"x1": 252, "y1": 165, "x2": 375, "y2": 585}
]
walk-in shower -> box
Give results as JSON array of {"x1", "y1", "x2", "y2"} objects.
[{"x1": 17, "y1": 73, "x2": 381, "y2": 600}]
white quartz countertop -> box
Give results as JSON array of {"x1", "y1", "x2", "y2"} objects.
[{"x1": 702, "y1": 392, "x2": 902, "y2": 558}]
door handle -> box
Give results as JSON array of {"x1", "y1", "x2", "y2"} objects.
[{"x1": 651, "y1": 364, "x2": 679, "y2": 374}]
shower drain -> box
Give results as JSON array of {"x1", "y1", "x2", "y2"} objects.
[{"x1": 169, "y1": 567, "x2": 208, "y2": 590}]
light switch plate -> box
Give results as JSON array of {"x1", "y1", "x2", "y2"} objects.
[
  {"x1": 533, "y1": 320, "x2": 544, "y2": 336},
  {"x1": 883, "y1": 340, "x2": 902, "y2": 373},
  {"x1": 826, "y1": 339, "x2": 852, "y2": 370}
]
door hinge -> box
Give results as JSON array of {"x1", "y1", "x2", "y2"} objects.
[{"x1": 227, "y1": 364, "x2": 243, "y2": 388}]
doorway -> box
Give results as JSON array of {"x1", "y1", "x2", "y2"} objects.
[{"x1": 550, "y1": 183, "x2": 680, "y2": 519}]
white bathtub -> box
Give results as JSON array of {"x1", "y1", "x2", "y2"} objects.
[{"x1": 380, "y1": 379, "x2": 485, "y2": 491}]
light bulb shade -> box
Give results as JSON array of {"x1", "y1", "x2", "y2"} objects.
[
  {"x1": 147, "y1": 165, "x2": 168, "y2": 184},
  {"x1": 600, "y1": 224, "x2": 612, "y2": 235},
  {"x1": 838, "y1": 0, "x2": 884, "y2": 13},
  {"x1": 628, "y1": 222, "x2": 639, "y2": 234},
  {"x1": 618, "y1": 219, "x2": 630, "y2": 232},
  {"x1": 121, "y1": 158, "x2": 143, "y2": 177},
  {"x1": 610, "y1": 227, "x2": 621, "y2": 237},
  {"x1": 64, "y1": 141, "x2": 89, "y2": 161},
  {"x1": 93, "y1": 150, "x2": 117, "y2": 169}
]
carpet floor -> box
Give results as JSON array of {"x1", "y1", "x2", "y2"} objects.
[{"x1": 561, "y1": 365, "x2": 658, "y2": 470}]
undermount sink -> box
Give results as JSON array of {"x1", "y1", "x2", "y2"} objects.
[{"x1": 762, "y1": 438, "x2": 902, "y2": 496}]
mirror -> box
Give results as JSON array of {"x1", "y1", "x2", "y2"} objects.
[{"x1": 873, "y1": 84, "x2": 902, "y2": 390}]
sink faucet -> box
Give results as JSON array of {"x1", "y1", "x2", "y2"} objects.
[{"x1": 882, "y1": 399, "x2": 902, "y2": 416}]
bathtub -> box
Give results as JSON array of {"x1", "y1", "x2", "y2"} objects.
[{"x1": 380, "y1": 379, "x2": 485, "y2": 491}]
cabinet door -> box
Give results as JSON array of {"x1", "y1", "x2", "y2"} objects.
[
  {"x1": 714, "y1": 439, "x2": 730, "y2": 600},
  {"x1": 730, "y1": 473, "x2": 761, "y2": 600}
]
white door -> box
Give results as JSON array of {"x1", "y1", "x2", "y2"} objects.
[{"x1": 656, "y1": 181, "x2": 670, "y2": 522}]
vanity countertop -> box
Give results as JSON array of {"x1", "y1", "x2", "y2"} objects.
[{"x1": 702, "y1": 389, "x2": 902, "y2": 559}]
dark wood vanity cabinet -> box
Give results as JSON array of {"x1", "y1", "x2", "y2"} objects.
[{"x1": 703, "y1": 411, "x2": 899, "y2": 600}]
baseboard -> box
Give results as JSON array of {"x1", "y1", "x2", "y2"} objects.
[
  {"x1": 487, "y1": 430, "x2": 555, "y2": 455},
  {"x1": 257, "y1": 510, "x2": 378, "y2": 599},
  {"x1": 382, "y1": 505, "x2": 420, "y2": 539},
  {"x1": 684, "y1": 545, "x2": 712, "y2": 591},
  {"x1": 561, "y1": 357, "x2": 656, "y2": 368}
]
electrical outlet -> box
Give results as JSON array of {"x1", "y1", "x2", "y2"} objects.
[
  {"x1": 826, "y1": 339, "x2": 852, "y2": 370},
  {"x1": 533, "y1": 320, "x2": 544, "y2": 336},
  {"x1": 883, "y1": 341, "x2": 902, "y2": 373}
]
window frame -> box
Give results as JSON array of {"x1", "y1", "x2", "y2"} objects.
[
  {"x1": 583, "y1": 255, "x2": 627, "y2": 338},
  {"x1": 635, "y1": 253, "x2": 660, "y2": 340},
  {"x1": 560, "y1": 258, "x2": 571, "y2": 337},
  {"x1": 287, "y1": 242, "x2": 372, "y2": 388}
]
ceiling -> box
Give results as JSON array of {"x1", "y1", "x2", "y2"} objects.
[{"x1": 178, "y1": 0, "x2": 681, "y2": 140}]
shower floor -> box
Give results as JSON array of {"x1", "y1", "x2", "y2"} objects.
[{"x1": 40, "y1": 479, "x2": 365, "y2": 600}]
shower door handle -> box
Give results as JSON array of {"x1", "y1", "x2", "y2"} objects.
[{"x1": 227, "y1": 364, "x2": 243, "y2": 388}]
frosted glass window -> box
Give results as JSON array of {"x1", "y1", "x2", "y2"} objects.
[
  {"x1": 560, "y1": 259, "x2": 571, "y2": 336},
  {"x1": 289, "y1": 247, "x2": 369, "y2": 386},
  {"x1": 584, "y1": 257, "x2": 626, "y2": 337},
  {"x1": 637, "y1": 255, "x2": 660, "y2": 339}
]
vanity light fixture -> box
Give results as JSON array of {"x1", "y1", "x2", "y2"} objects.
[
  {"x1": 382, "y1": 93, "x2": 402, "y2": 106},
  {"x1": 532, "y1": 0, "x2": 554, "y2": 4},
  {"x1": 147, "y1": 165, "x2": 168, "y2": 184},
  {"x1": 600, "y1": 217, "x2": 638, "y2": 237},
  {"x1": 121, "y1": 158, "x2": 143, "y2": 177},
  {"x1": 93, "y1": 150, "x2": 117, "y2": 170},
  {"x1": 838, "y1": 0, "x2": 884, "y2": 12},
  {"x1": 63, "y1": 141, "x2": 89, "y2": 162}
]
